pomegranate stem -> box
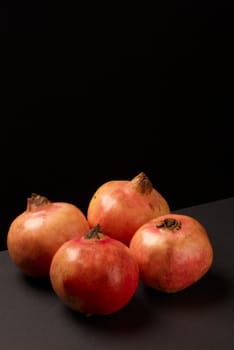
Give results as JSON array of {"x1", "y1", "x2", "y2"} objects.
[
  {"x1": 27, "y1": 193, "x2": 50, "y2": 211},
  {"x1": 131, "y1": 172, "x2": 153, "y2": 194},
  {"x1": 85, "y1": 224, "x2": 103, "y2": 239},
  {"x1": 156, "y1": 218, "x2": 181, "y2": 232}
]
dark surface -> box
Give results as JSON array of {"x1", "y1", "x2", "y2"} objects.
[
  {"x1": 1, "y1": 3, "x2": 234, "y2": 250},
  {"x1": 1, "y1": 197, "x2": 234, "y2": 350}
]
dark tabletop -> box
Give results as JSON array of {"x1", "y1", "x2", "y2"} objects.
[{"x1": 1, "y1": 197, "x2": 234, "y2": 350}]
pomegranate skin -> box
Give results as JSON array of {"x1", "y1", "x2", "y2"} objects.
[
  {"x1": 49, "y1": 226, "x2": 140, "y2": 315},
  {"x1": 129, "y1": 213, "x2": 214, "y2": 293},
  {"x1": 87, "y1": 172, "x2": 170, "y2": 246},
  {"x1": 7, "y1": 194, "x2": 90, "y2": 278}
]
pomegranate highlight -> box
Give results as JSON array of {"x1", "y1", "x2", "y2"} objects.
[
  {"x1": 7, "y1": 193, "x2": 90, "y2": 277},
  {"x1": 49, "y1": 224, "x2": 140, "y2": 315},
  {"x1": 129, "y1": 213, "x2": 214, "y2": 293},
  {"x1": 87, "y1": 172, "x2": 170, "y2": 246}
]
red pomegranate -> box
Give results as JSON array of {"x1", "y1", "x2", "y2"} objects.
[
  {"x1": 129, "y1": 213, "x2": 214, "y2": 293},
  {"x1": 87, "y1": 172, "x2": 170, "y2": 246},
  {"x1": 49, "y1": 225, "x2": 140, "y2": 315},
  {"x1": 7, "y1": 193, "x2": 90, "y2": 277}
]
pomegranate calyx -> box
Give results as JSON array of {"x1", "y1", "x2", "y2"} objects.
[
  {"x1": 156, "y1": 218, "x2": 181, "y2": 232},
  {"x1": 85, "y1": 224, "x2": 104, "y2": 240},
  {"x1": 131, "y1": 172, "x2": 153, "y2": 195},
  {"x1": 27, "y1": 193, "x2": 50, "y2": 212}
]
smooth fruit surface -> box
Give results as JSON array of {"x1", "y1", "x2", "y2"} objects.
[
  {"x1": 7, "y1": 193, "x2": 90, "y2": 277},
  {"x1": 129, "y1": 213, "x2": 214, "y2": 293},
  {"x1": 87, "y1": 172, "x2": 170, "y2": 246},
  {"x1": 50, "y1": 225, "x2": 140, "y2": 315}
]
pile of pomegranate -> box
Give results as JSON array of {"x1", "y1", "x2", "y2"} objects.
[{"x1": 6, "y1": 172, "x2": 214, "y2": 316}]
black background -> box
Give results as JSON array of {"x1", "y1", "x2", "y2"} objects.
[{"x1": 1, "y1": 2, "x2": 234, "y2": 250}]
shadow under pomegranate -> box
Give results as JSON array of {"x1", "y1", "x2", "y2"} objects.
[
  {"x1": 140, "y1": 269, "x2": 232, "y2": 311},
  {"x1": 20, "y1": 273, "x2": 54, "y2": 293},
  {"x1": 62, "y1": 293, "x2": 154, "y2": 334}
]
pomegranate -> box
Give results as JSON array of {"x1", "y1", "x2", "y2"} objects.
[
  {"x1": 129, "y1": 213, "x2": 214, "y2": 293},
  {"x1": 87, "y1": 172, "x2": 170, "y2": 246},
  {"x1": 7, "y1": 193, "x2": 90, "y2": 277},
  {"x1": 49, "y1": 224, "x2": 140, "y2": 315}
]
